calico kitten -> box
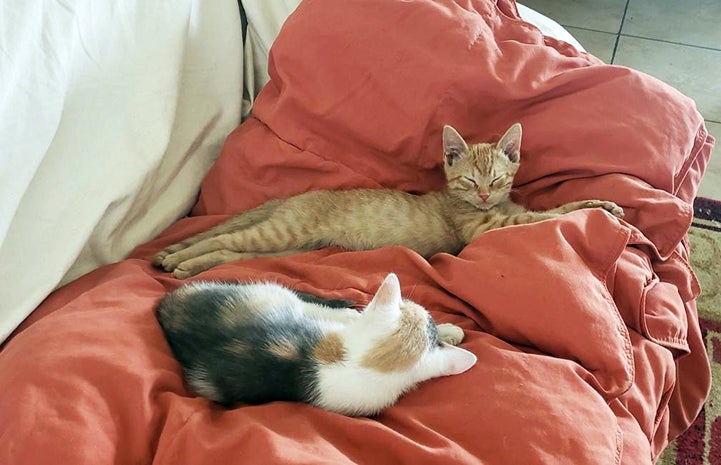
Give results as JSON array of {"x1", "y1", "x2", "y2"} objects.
[
  {"x1": 156, "y1": 273, "x2": 477, "y2": 416},
  {"x1": 154, "y1": 123, "x2": 624, "y2": 278}
]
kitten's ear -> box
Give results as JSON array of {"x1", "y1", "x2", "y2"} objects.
[
  {"x1": 443, "y1": 125, "x2": 468, "y2": 166},
  {"x1": 366, "y1": 273, "x2": 402, "y2": 312},
  {"x1": 496, "y1": 123, "x2": 522, "y2": 163},
  {"x1": 437, "y1": 345, "x2": 477, "y2": 376}
]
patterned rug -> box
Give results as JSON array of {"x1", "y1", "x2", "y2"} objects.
[{"x1": 659, "y1": 197, "x2": 721, "y2": 465}]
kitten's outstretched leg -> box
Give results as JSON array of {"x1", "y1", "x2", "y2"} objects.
[
  {"x1": 170, "y1": 250, "x2": 247, "y2": 278},
  {"x1": 437, "y1": 323, "x2": 465, "y2": 346},
  {"x1": 548, "y1": 200, "x2": 624, "y2": 218},
  {"x1": 171, "y1": 249, "x2": 308, "y2": 279},
  {"x1": 161, "y1": 234, "x2": 240, "y2": 272},
  {"x1": 161, "y1": 211, "x2": 320, "y2": 274},
  {"x1": 466, "y1": 211, "x2": 562, "y2": 239},
  {"x1": 467, "y1": 201, "x2": 623, "y2": 241},
  {"x1": 152, "y1": 199, "x2": 282, "y2": 267}
]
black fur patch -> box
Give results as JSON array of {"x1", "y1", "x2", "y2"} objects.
[
  {"x1": 293, "y1": 290, "x2": 355, "y2": 309},
  {"x1": 156, "y1": 282, "x2": 345, "y2": 406},
  {"x1": 426, "y1": 314, "x2": 442, "y2": 348}
]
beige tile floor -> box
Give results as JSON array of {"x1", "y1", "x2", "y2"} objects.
[{"x1": 521, "y1": 0, "x2": 721, "y2": 200}]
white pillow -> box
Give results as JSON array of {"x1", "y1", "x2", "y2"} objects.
[{"x1": 0, "y1": 0, "x2": 243, "y2": 342}]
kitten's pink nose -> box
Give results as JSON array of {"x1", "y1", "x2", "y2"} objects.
[{"x1": 479, "y1": 193, "x2": 490, "y2": 202}]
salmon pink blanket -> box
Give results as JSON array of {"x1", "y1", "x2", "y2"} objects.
[{"x1": 0, "y1": 0, "x2": 714, "y2": 464}]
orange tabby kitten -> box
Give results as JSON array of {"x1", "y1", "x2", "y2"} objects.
[{"x1": 154, "y1": 123, "x2": 623, "y2": 278}]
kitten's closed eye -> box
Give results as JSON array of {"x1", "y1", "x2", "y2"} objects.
[
  {"x1": 490, "y1": 176, "x2": 506, "y2": 187},
  {"x1": 463, "y1": 176, "x2": 478, "y2": 187}
]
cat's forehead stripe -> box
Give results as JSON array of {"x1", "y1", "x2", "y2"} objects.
[
  {"x1": 471, "y1": 146, "x2": 498, "y2": 175},
  {"x1": 447, "y1": 175, "x2": 465, "y2": 183}
]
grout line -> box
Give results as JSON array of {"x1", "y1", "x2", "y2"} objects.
[
  {"x1": 561, "y1": 25, "x2": 617, "y2": 35},
  {"x1": 618, "y1": 33, "x2": 721, "y2": 52},
  {"x1": 611, "y1": 0, "x2": 631, "y2": 63},
  {"x1": 706, "y1": 120, "x2": 721, "y2": 124},
  {"x1": 559, "y1": 25, "x2": 721, "y2": 54}
]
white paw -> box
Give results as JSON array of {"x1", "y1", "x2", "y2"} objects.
[
  {"x1": 172, "y1": 267, "x2": 194, "y2": 280},
  {"x1": 437, "y1": 323, "x2": 464, "y2": 346},
  {"x1": 151, "y1": 250, "x2": 168, "y2": 267},
  {"x1": 161, "y1": 254, "x2": 181, "y2": 272}
]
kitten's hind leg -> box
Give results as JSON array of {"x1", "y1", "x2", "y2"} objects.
[
  {"x1": 153, "y1": 225, "x2": 235, "y2": 267},
  {"x1": 437, "y1": 323, "x2": 465, "y2": 346},
  {"x1": 548, "y1": 200, "x2": 624, "y2": 218},
  {"x1": 171, "y1": 249, "x2": 310, "y2": 279},
  {"x1": 152, "y1": 199, "x2": 282, "y2": 266},
  {"x1": 171, "y1": 250, "x2": 248, "y2": 279},
  {"x1": 161, "y1": 235, "x2": 236, "y2": 272}
]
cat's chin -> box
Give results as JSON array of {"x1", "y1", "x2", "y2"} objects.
[{"x1": 473, "y1": 202, "x2": 496, "y2": 211}]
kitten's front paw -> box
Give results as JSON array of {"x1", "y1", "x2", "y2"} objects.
[
  {"x1": 597, "y1": 201, "x2": 624, "y2": 218},
  {"x1": 171, "y1": 259, "x2": 211, "y2": 279},
  {"x1": 152, "y1": 243, "x2": 187, "y2": 268},
  {"x1": 172, "y1": 266, "x2": 197, "y2": 280},
  {"x1": 607, "y1": 203, "x2": 625, "y2": 219},
  {"x1": 160, "y1": 253, "x2": 183, "y2": 273},
  {"x1": 583, "y1": 200, "x2": 625, "y2": 219},
  {"x1": 152, "y1": 250, "x2": 169, "y2": 267},
  {"x1": 437, "y1": 323, "x2": 465, "y2": 346}
]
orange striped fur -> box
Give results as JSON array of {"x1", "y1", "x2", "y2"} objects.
[{"x1": 154, "y1": 123, "x2": 623, "y2": 278}]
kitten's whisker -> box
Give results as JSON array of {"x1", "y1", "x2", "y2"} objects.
[{"x1": 407, "y1": 284, "x2": 418, "y2": 300}]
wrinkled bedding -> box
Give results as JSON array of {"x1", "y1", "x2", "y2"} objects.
[{"x1": 0, "y1": 0, "x2": 713, "y2": 464}]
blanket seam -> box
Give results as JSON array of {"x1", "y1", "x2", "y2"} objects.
[
  {"x1": 672, "y1": 122, "x2": 709, "y2": 192},
  {"x1": 599, "y1": 220, "x2": 636, "y2": 397}
]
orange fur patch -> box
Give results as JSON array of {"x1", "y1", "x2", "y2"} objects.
[
  {"x1": 360, "y1": 302, "x2": 428, "y2": 373},
  {"x1": 267, "y1": 338, "x2": 300, "y2": 361},
  {"x1": 313, "y1": 333, "x2": 346, "y2": 364},
  {"x1": 217, "y1": 294, "x2": 248, "y2": 326},
  {"x1": 224, "y1": 339, "x2": 251, "y2": 355}
]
